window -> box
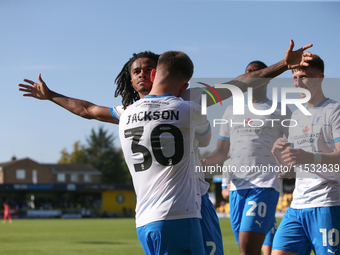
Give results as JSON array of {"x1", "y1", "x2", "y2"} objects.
[
  {"x1": 16, "y1": 169, "x2": 26, "y2": 179},
  {"x1": 57, "y1": 173, "x2": 65, "y2": 182},
  {"x1": 70, "y1": 174, "x2": 78, "y2": 182},
  {"x1": 32, "y1": 170, "x2": 38, "y2": 184},
  {"x1": 84, "y1": 174, "x2": 92, "y2": 183}
]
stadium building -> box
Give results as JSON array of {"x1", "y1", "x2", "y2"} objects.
[{"x1": 0, "y1": 157, "x2": 136, "y2": 218}]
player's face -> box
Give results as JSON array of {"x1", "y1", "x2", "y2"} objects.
[
  {"x1": 246, "y1": 63, "x2": 268, "y2": 97},
  {"x1": 292, "y1": 68, "x2": 323, "y2": 99},
  {"x1": 245, "y1": 63, "x2": 263, "y2": 74},
  {"x1": 130, "y1": 58, "x2": 156, "y2": 97}
]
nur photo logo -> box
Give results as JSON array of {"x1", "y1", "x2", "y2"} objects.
[
  {"x1": 199, "y1": 83, "x2": 311, "y2": 117},
  {"x1": 197, "y1": 82, "x2": 223, "y2": 115}
]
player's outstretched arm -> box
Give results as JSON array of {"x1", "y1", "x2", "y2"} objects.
[
  {"x1": 19, "y1": 74, "x2": 118, "y2": 124},
  {"x1": 207, "y1": 40, "x2": 313, "y2": 106}
]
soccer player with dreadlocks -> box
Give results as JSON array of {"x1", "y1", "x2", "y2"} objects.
[
  {"x1": 114, "y1": 51, "x2": 160, "y2": 109},
  {"x1": 111, "y1": 51, "x2": 224, "y2": 255}
]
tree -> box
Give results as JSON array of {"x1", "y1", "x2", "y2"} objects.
[
  {"x1": 58, "y1": 141, "x2": 87, "y2": 164},
  {"x1": 59, "y1": 126, "x2": 131, "y2": 184}
]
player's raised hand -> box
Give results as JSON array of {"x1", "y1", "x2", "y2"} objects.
[
  {"x1": 19, "y1": 74, "x2": 51, "y2": 100},
  {"x1": 284, "y1": 39, "x2": 313, "y2": 69}
]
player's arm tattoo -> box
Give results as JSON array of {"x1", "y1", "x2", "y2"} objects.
[{"x1": 227, "y1": 60, "x2": 288, "y2": 92}]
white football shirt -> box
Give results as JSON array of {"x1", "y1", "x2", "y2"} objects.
[
  {"x1": 219, "y1": 99, "x2": 291, "y2": 192},
  {"x1": 119, "y1": 94, "x2": 210, "y2": 227},
  {"x1": 111, "y1": 88, "x2": 211, "y2": 195},
  {"x1": 288, "y1": 98, "x2": 340, "y2": 208}
]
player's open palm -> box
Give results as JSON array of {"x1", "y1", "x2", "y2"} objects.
[
  {"x1": 19, "y1": 73, "x2": 50, "y2": 100},
  {"x1": 285, "y1": 39, "x2": 313, "y2": 69}
]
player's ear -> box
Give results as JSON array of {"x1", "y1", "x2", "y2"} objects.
[
  {"x1": 151, "y1": 69, "x2": 156, "y2": 82},
  {"x1": 317, "y1": 72, "x2": 324, "y2": 84},
  {"x1": 179, "y1": 82, "x2": 189, "y2": 95}
]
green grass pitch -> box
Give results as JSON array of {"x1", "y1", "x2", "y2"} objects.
[
  {"x1": 0, "y1": 218, "x2": 284, "y2": 255},
  {"x1": 1, "y1": 218, "x2": 143, "y2": 255},
  {"x1": 0, "y1": 218, "x2": 237, "y2": 255}
]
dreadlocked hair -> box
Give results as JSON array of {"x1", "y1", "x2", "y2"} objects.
[{"x1": 114, "y1": 51, "x2": 160, "y2": 109}]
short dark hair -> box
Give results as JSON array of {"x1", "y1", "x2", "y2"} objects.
[
  {"x1": 114, "y1": 51, "x2": 160, "y2": 109},
  {"x1": 157, "y1": 51, "x2": 194, "y2": 83},
  {"x1": 246, "y1": 60, "x2": 267, "y2": 71},
  {"x1": 293, "y1": 54, "x2": 324, "y2": 73}
]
